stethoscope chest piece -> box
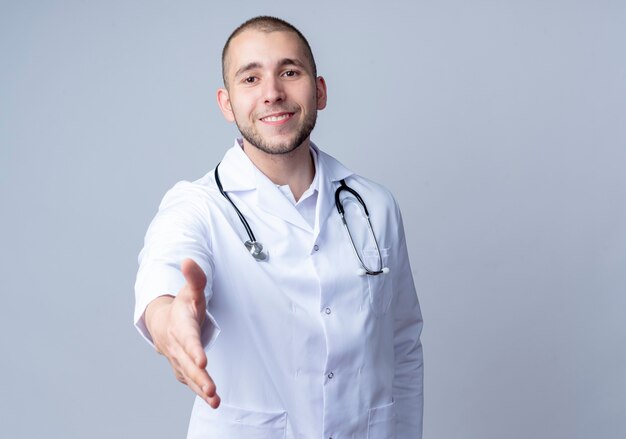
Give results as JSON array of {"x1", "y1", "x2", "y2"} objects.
[
  {"x1": 215, "y1": 162, "x2": 388, "y2": 273},
  {"x1": 215, "y1": 163, "x2": 269, "y2": 262},
  {"x1": 245, "y1": 240, "x2": 268, "y2": 261}
]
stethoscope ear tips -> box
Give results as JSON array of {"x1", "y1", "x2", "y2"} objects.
[
  {"x1": 357, "y1": 268, "x2": 367, "y2": 276},
  {"x1": 382, "y1": 267, "x2": 390, "y2": 274}
]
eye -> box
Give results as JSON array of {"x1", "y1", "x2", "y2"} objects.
[
  {"x1": 243, "y1": 76, "x2": 257, "y2": 84},
  {"x1": 282, "y1": 70, "x2": 298, "y2": 78}
]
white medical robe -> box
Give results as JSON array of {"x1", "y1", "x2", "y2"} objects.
[{"x1": 135, "y1": 140, "x2": 424, "y2": 438}]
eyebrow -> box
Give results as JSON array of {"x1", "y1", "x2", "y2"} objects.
[{"x1": 234, "y1": 58, "x2": 307, "y2": 78}]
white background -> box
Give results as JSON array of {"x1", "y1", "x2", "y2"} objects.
[{"x1": 1, "y1": 1, "x2": 625, "y2": 438}]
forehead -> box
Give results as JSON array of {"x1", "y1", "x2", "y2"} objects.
[{"x1": 225, "y1": 29, "x2": 310, "y2": 75}]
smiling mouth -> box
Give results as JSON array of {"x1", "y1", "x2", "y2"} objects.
[{"x1": 260, "y1": 112, "x2": 294, "y2": 123}]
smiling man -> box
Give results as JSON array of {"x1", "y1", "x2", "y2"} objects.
[{"x1": 135, "y1": 16, "x2": 424, "y2": 438}]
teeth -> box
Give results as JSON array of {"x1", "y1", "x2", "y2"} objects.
[{"x1": 263, "y1": 114, "x2": 290, "y2": 122}]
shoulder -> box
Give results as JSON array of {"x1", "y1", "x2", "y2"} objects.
[
  {"x1": 343, "y1": 173, "x2": 399, "y2": 212},
  {"x1": 144, "y1": 170, "x2": 226, "y2": 243},
  {"x1": 158, "y1": 170, "x2": 221, "y2": 211},
  {"x1": 316, "y1": 147, "x2": 398, "y2": 206}
]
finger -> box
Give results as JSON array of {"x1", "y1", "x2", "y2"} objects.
[
  {"x1": 168, "y1": 352, "x2": 219, "y2": 408},
  {"x1": 185, "y1": 371, "x2": 221, "y2": 409},
  {"x1": 171, "y1": 316, "x2": 207, "y2": 369},
  {"x1": 167, "y1": 356, "x2": 187, "y2": 384},
  {"x1": 181, "y1": 258, "x2": 207, "y2": 296},
  {"x1": 170, "y1": 339, "x2": 213, "y2": 393},
  {"x1": 172, "y1": 344, "x2": 220, "y2": 407},
  {"x1": 179, "y1": 348, "x2": 215, "y2": 396}
]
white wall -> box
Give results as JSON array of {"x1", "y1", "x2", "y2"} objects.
[{"x1": 1, "y1": 1, "x2": 624, "y2": 438}]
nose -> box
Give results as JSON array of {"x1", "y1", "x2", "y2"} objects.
[{"x1": 263, "y1": 76, "x2": 285, "y2": 105}]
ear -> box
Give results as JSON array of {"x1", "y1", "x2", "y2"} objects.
[
  {"x1": 217, "y1": 87, "x2": 235, "y2": 122},
  {"x1": 316, "y1": 76, "x2": 327, "y2": 110}
]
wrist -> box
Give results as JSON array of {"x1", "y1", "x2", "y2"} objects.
[{"x1": 145, "y1": 295, "x2": 175, "y2": 339}]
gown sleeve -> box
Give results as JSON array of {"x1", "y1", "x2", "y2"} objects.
[{"x1": 134, "y1": 181, "x2": 220, "y2": 349}]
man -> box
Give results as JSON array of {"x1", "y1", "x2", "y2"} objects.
[{"x1": 135, "y1": 16, "x2": 423, "y2": 438}]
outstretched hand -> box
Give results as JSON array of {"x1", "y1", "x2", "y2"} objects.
[{"x1": 145, "y1": 258, "x2": 220, "y2": 408}]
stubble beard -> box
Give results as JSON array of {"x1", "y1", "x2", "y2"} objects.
[{"x1": 236, "y1": 110, "x2": 317, "y2": 156}]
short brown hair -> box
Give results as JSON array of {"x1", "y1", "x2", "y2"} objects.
[{"x1": 221, "y1": 16, "x2": 317, "y2": 87}]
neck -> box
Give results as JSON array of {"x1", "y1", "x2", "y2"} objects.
[{"x1": 242, "y1": 139, "x2": 315, "y2": 202}]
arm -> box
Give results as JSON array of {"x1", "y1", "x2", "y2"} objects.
[
  {"x1": 144, "y1": 259, "x2": 220, "y2": 408},
  {"x1": 392, "y1": 203, "x2": 424, "y2": 437},
  {"x1": 134, "y1": 183, "x2": 221, "y2": 407}
]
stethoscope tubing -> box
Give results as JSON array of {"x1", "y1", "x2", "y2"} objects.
[
  {"x1": 215, "y1": 163, "x2": 257, "y2": 243},
  {"x1": 214, "y1": 164, "x2": 387, "y2": 275},
  {"x1": 335, "y1": 180, "x2": 386, "y2": 276}
]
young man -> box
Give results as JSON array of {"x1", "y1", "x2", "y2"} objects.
[{"x1": 135, "y1": 16, "x2": 424, "y2": 438}]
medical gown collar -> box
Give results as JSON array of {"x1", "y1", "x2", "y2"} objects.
[{"x1": 215, "y1": 138, "x2": 354, "y2": 193}]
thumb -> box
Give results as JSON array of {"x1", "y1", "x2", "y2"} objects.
[{"x1": 180, "y1": 258, "x2": 207, "y2": 299}]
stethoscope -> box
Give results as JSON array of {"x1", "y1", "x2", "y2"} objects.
[{"x1": 214, "y1": 163, "x2": 390, "y2": 276}]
